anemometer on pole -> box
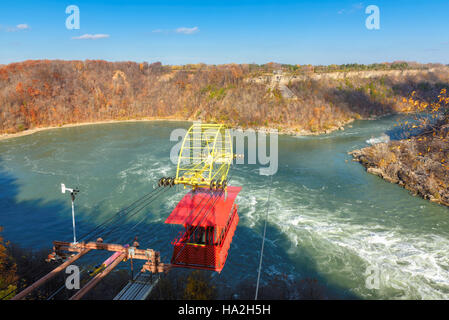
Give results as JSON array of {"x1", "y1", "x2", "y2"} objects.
[{"x1": 61, "y1": 183, "x2": 80, "y2": 244}]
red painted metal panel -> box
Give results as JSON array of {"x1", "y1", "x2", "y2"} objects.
[
  {"x1": 170, "y1": 206, "x2": 239, "y2": 272},
  {"x1": 165, "y1": 186, "x2": 241, "y2": 228}
]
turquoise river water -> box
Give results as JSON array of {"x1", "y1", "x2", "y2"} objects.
[{"x1": 0, "y1": 117, "x2": 448, "y2": 299}]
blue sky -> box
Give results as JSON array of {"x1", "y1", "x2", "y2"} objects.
[{"x1": 1, "y1": 0, "x2": 448, "y2": 65}]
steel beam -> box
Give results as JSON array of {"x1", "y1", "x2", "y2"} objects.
[
  {"x1": 53, "y1": 241, "x2": 156, "y2": 261},
  {"x1": 69, "y1": 253, "x2": 126, "y2": 300},
  {"x1": 12, "y1": 249, "x2": 91, "y2": 300}
]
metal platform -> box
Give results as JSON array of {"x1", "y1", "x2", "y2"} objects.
[{"x1": 113, "y1": 272, "x2": 159, "y2": 300}]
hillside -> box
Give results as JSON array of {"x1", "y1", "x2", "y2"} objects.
[{"x1": 1, "y1": 60, "x2": 448, "y2": 136}]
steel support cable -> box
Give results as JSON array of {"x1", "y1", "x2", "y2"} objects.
[
  {"x1": 112, "y1": 211, "x2": 151, "y2": 245},
  {"x1": 84, "y1": 186, "x2": 167, "y2": 242},
  {"x1": 78, "y1": 186, "x2": 162, "y2": 242},
  {"x1": 255, "y1": 174, "x2": 273, "y2": 300},
  {"x1": 79, "y1": 189, "x2": 157, "y2": 241},
  {"x1": 79, "y1": 186, "x2": 162, "y2": 241},
  {"x1": 0, "y1": 287, "x2": 16, "y2": 300},
  {"x1": 0, "y1": 284, "x2": 17, "y2": 300},
  {"x1": 0, "y1": 260, "x2": 68, "y2": 300},
  {"x1": 101, "y1": 187, "x2": 171, "y2": 243},
  {"x1": 45, "y1": 266, "x2": 88, "y2": 300},
  {"x1": 116, "y1": 193, "x2": 167, "y2": 242},
  {"x1": 0, "y1": 261, "x2": 49, "y2": 295},
  {"x1": 0, "y1": 260, "x2": 66, "y2": 300},
  {"x1": 45, "y1": 278, "x2": 70, "y2": 300},
  {"x1": 103, "y1": 187, "x2": 170, "y2": 242}
]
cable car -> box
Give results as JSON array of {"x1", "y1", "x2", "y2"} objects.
[
  {"x1": 159, "y1": 123, "x2": 241, "y2": 272},
  {"x1": 165, "y1": 186, "x2": 241, "y2": 272}
]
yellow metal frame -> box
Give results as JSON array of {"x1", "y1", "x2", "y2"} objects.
[{"x1": 175, "y1": 123, "x2": 233, "y2": 189}]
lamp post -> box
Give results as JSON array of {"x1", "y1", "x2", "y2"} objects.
[{"x1": 61, "y1": 183, "x2": 80, "y2": 244}]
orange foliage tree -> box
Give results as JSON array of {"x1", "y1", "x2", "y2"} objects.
[{"x1": 0, "y1": 227, "x2": 18, "y2": 300}]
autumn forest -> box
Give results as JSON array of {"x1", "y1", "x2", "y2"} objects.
[{"x1": 0, "y1": 60, "x2": 448, "y2": 135}]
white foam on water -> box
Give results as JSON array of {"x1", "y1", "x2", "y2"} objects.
[
  {"x1": 239, "y1": 193, "x2": 259, "y2": 228},
  {"x1": 366, "y1": 133, "x2": 390, "y2": 145},
  {"x1": 239, "y1": 183, "x2": 449, "y2": 299},
  {"x1": 117, "y1": 155, "x2": 173, "y2": 186}
]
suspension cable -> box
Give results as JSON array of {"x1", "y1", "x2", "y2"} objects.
[
  {"x1": 78, "y1": 186, "x2": 162, "y2": 242},
  {"x1": 101, "y1": 187, "x2": 170, "y2": 243},
  {"x1": 0, "y1": 260, "x2": 64, "y2": 300},
  {"x1": 85, "y1": 186, "x2": 167, "y2": 242},
  {"x1": 45, "y1": 266, "x2": 88, "y2": 300},
  {"x1": 255, "y1": 174, "x2": 273, "y2": 300}
]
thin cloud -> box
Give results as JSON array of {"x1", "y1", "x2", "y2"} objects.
[
  {"x1": 16, "y1": 24, "x2": 30, "y2": 30},
  {"x1": 175, "y1": 27, "x2": 199, "y2": 34},
  {"x1": 424, "y1": 48, "x2": 441, "y2": 52},
  {"x1": 72, "y1": 34, "x2": 110, "y2": 40},
  {"x1": 151, "y1": 27, "x2": 200, "y2": 35},
  {"x1": 5, "y1": 23, "x2": 30, "y2": 32},
  {"x1": 338, "y1": 2, "x2": 364, "y2": 14}
]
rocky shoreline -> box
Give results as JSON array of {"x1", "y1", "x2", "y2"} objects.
[{"x1": 350, "y1": 137, "x2": 449, "y2": 207}]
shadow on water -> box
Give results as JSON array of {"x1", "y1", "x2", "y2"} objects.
[{"x1": 0, "y1": 164, "x2": 69, "y2": 249}]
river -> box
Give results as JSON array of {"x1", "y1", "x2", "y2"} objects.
[{"x1": 0, "y1": 117, "x2": 448, "y2": 299}]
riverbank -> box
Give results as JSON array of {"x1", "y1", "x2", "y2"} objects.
[
  {"x1": 350, "y1": 128, "x2": 449, "y2": 207},
  {"x1": 0, "y1": 117, "x2": 356, "y2": 142},
  {"x1": 0, "y1": 117, "x2": 188, "y2": 141}
]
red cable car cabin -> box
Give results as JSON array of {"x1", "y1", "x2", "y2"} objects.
[{"x1": 165, "y1": 186, "x2": 241, "y2": 272}]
